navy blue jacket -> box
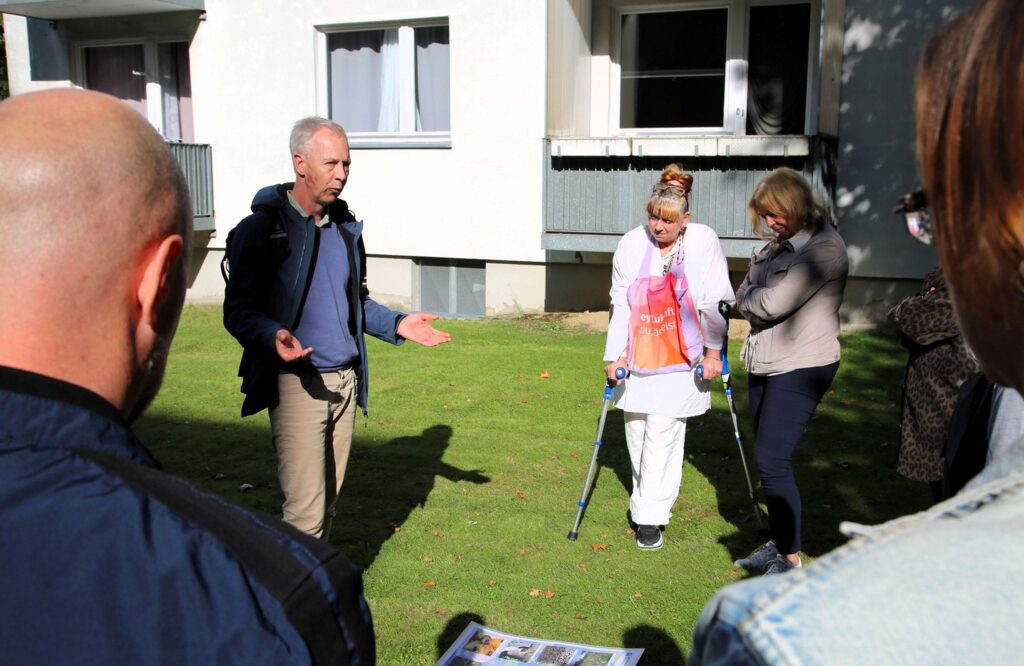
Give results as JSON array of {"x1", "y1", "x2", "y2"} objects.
[
  {"x1": 223, "y1": 184, "x2": 404, "y2": 417},
  {"x1": 0, "y1": 366, "x2": 375, "y2": 664}
]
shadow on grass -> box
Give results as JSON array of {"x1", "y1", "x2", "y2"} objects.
[
  {"x1": 624, "y1": 625, "x2": 686, "y2": 665},
  {"x1": 576, "y1": 332, "x2": 933, "y2": 565},
  {"x1": 333, "y1": 424, "x2": 490, "y2": 568},
  {"x1": 686, "y1": 332, "x2": 932, "y2": 562},
  {"x1": 436, "y1": 612, "x2": 486, "y2": 660},
  {"x1": 136, "y1": 416, "x2": 489, "y2": 570},
  {"x1": 434, "y1": 612, "x2": 685, "y2": 664}
]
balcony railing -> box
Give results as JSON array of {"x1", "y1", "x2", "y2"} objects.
[
  {"x1": 542, "y1": 135, "x2": 836, "y2": 258},
  {"x1": 167, "y1": 142, "x2": 214, "y2": 232}
]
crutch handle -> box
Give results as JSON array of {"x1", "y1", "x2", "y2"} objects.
[{"x1": 606, "y1": 366, "x2": 627, "y2": 388}]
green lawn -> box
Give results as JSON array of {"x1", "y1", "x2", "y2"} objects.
[{"x1": 136, "y1": 305, "x2": 929, "y2": 664}]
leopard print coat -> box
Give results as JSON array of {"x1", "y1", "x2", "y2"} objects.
[{"x1": 888, "y1": 267, "x2": 980, "y2": 482}]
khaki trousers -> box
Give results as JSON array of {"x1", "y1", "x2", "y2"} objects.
[{"x1": 270, "y1": 368, "x2": 357, "y2": 540}]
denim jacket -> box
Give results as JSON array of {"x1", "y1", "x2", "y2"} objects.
[
  {"x1": 690, "y1": 433, "x2": 1024, "y2": 665},
  {"x1": 223, "y1": 184, "x2": 405, "y2": 417}
]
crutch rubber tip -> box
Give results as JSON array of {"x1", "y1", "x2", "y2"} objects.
[
  {"x1": 615, "y1": 367, "x2": 627, "y2": 379},
  {"x1": 567, "y1": 531, "x2": 578, "y2": 541}
]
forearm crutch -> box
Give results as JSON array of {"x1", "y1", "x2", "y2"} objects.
[{"x1": 567, "y1": 367, "x2": 626, "y2": 541}]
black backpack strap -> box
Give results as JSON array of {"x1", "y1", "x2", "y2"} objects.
[{"x1": 75, "y1": 448, "x2": 375, "y2": 665}]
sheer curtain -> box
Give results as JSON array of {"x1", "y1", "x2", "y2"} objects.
[
  {"x1": 329, "y1": 29, "x2": 399, "y2": 132},
  {"x1": 376, "y1": 30, "x2": 400, "y2": 131},
  {"x1": 158, "y1": 42, "x2": 193, "y2": 142},
  {"x1": 414, "y1": 26, "x2": 450, "y2": 132}
]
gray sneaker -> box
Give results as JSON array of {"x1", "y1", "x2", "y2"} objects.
[
  {"x1": 734, "y1": 540, "x2": 778, "y2": 570},
  {"x1": 636, "y1": 525, "x2": 664, "y2": 550},
  {"x1": 762, "y1": 554, "x2": 799, "y2": 575}
]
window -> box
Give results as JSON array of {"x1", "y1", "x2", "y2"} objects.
[
  {"x1": 418, "y1": 260, "x2": 485, "y2": 318},
  {"x1": 326, "y1": 22, "x2": 450, "y2": 147},
  {"x1": 614, "y1": 2, "x2": 815, "y2": 136},
  {"x1": 81, "y1": 41, "x2": 194, "y2": 142}
]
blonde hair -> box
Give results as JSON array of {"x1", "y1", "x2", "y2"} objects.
[
  {"x1": 645, "y1": 163, "x2": 694, "y2": 223},
  {"x1": 915, "y1": 0, "x2": 1024, "y2": 325},
  {"x1": 746, "y1": 167, "x2": 828, "y2": 239}
]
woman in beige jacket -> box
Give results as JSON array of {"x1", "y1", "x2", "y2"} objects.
[{"x1": 731, "y1": 167, "x2": 849, "y2": 575}]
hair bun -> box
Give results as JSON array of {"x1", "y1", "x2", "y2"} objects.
[{"x1": 660, "y1": 164, "x2": 693, "y2": 193}]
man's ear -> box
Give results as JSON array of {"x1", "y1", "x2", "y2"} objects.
[
  {"x1": 134, "y1": 234, "x2": 185, "y2": 350},
  {"x1": 293, "y1": 152, "x2": 306, "y2": 178}
]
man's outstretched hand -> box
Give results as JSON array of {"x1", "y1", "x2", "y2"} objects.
[
  {"x1": 276, "y1": 329, "x2": 313, "y2": 362},
  {"x1": 397, "y1": 313, "x2": 451, "y2": 347}
]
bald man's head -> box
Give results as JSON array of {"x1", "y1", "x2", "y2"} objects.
[
  {"x1": 0, "y1": 89, "x2": 193, "y2": 418},
  {"x1": 0, "y1": 89, "x2": 192, "y2": 268}
]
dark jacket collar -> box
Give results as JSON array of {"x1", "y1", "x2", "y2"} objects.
[{"x1": 0, "y1": 366, "x2": 159, "y2": 468}]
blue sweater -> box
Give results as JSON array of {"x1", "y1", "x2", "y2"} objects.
[{"x1": 223, "y1": 184, "x2": 405, "y2": 416}]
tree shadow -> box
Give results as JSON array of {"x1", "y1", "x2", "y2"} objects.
[
  {"x1": 331, "y1": 424, "x2": 490, "y2": 569},
  {"x1": 623, "y1": 624, "x2": 686, "y2": 665}
]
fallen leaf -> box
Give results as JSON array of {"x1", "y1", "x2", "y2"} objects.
[
  {"x1": 839, "y1": 399, "x2": 854, "y2": 406},
  {"x1": 626, "y1": 528, "x2": 635, "y2": 536},
  {"x1": 540, "y1": 371, "x2": 550, "y2": 379},
  {"x1": 489, "y1": 579, "x2": 497, "y2": 586},
  {"x1": 238, "y1": 483, "x2": 254, "y2": 492},
  {"x1": 545, "y1": 590, "x2": 555, "y2": 599},
  {"x1": 574, "y1": 614, "x2": 588, "y2": 620},
  {"x1": 388, "y1": 523, "x2": 401, "y2": 533},
  {"x1": 520, "y1": 399, "x2": 529, "y2": 404},
  {"x1": 595, "y1": 596, "x2": 605, "y2": 603},
  {"x1": 432, "y1": 530, "x2": 445, "y2": 538},
  {"x1": 633, "y1": 591, "x2": 643, "y2": 599},
  {"x1": 519, "y1": 548, "x2": 527, "y2": 556},
  {"x1": 729, "y1": 570, "x2": 738, "y2": 578},
  {"x1": 454, "y1": 555, "x2": 462, "y2": 562},
  {"x1": 591, "y1": 543, "x2": 608, "y2": 551},
  {"x1": 422, "y1": 556, "x2": 433, "y2": 563},
  {"x1": 433, "y1": 608, "x2": 447, "y2": 615},
  {"x1": 507, "y1": 607, "x2": 516, "y2": 616},
  {"x1": 515, "y1": 492, "x2": 526, "y2": 500},
  {"x1": 578, "y1": 563, "x2": 589, "y2": 571},
  {"x1": 529, "y1": 589, "x2": 541, "y2": 597},
  {"x1": 423, "y1": 581, "x2": 436, "y2": 588}
]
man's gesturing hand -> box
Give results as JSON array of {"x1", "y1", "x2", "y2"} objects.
[
  {"x1": 397, "y1": 313, "x2": 451, "y2": 347},
  {"x1": 275, "y1": 329, "x2": 313, "y2": 362}
]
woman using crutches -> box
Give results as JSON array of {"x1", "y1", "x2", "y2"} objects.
[
  {"x1": 603, "y1": 164, "x2": 735, "y2": 550},
  {"x1": 733, "y1": 168, "x2": 849, "y2": 575}
]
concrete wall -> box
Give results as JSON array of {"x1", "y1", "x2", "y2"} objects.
[
  {"x1": 835, "y1": 0, "x2": 973, "y2": 281},
  {"x1": 4, "y1": 2, "x2": 550, "y2": 311}
]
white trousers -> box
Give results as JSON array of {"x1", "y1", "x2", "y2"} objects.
[{"x1": 624, "y1": 411, "x2": 688, "y2": 526}]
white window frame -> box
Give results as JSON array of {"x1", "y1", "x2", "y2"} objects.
[
  {"x1": 72, "y1": 36, "x2": 192, "y2": 140},
  {"x1": 316, "y1": 19, "x2": 452, "y2": 149},
  {"x1": 610, "y1": 0, "x2": 819, "y2": 137}
]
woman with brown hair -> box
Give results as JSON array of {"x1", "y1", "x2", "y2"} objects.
[
  {"x1": 603, "y1": 164, "x2": 734, "y2": 550},
  {"x1": 732, "y1": 167, "x2": 849, "y2": 575}
]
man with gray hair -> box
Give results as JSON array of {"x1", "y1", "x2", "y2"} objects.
[
  {"x1": 224, "y1": 117, "x2": 450, "y2": 540},
  {"x1": 0, "y1": 91, "x2": 374, "y2": 663}
]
